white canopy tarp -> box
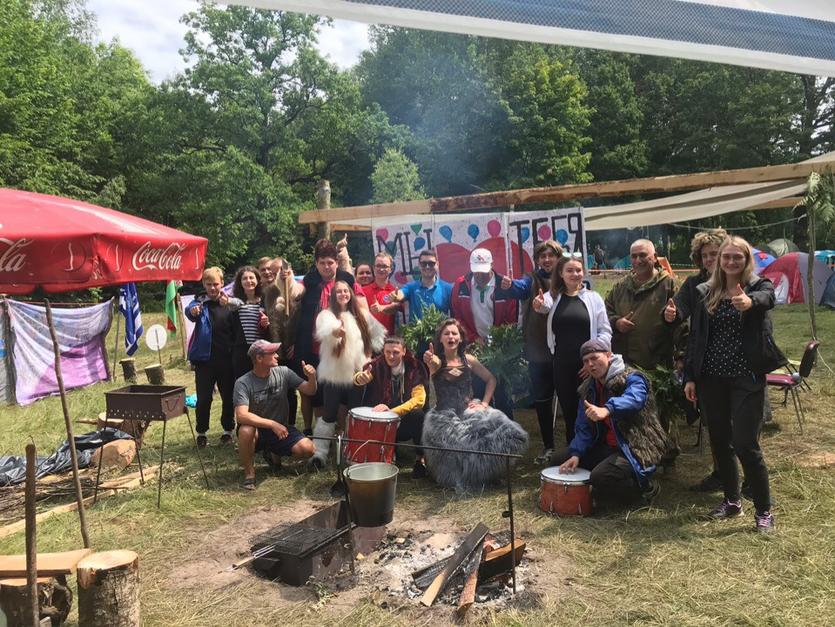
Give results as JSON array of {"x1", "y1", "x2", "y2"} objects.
[
  {"x1": 235, "y1": 1, "x2": 835, "y2": 77},
  {"x1": 332, "y1": 152, "x2": 835, "y2": 231}
]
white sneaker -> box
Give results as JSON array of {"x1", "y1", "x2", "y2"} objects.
[{"x1": 535, "y1": 448, "x2": 554, "y2": 465}]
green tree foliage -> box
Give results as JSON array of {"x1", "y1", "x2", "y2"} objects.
[
  {"x1": 0, "y1": 0, "x2": 148, "y2": 201},
  {"x1": 371, "y1": 148, "x2": 424, "y2": 203}
]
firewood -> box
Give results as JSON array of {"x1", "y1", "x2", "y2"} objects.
[
  {"x1": 456, "y1": 540, "x2": 484, "y2": 618},
  {"x1": 77, "y1": 551, "x2": 139, "y2": 627},
  {"x1": 478, "y1": 539, "x2": 525, "y2": 583},
  {"x1": 420, "y1": 523, "x2": 488, "y2": 607}
]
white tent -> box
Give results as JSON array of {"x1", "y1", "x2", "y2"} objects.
[{"x1": 236, "y1": 1, "x2": 835, "y2": 77}]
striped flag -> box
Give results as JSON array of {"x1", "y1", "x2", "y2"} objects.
[
  {"x1": 119, "y1": 283, "x2": 144, "y2": 356},
  {"x1": 165, "y1": 280, "x2": 180, "y2": 335}
]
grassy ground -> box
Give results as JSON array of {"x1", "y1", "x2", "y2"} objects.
[{"x1": 0, "y1": 305, "x2": 833, "y2": 626}]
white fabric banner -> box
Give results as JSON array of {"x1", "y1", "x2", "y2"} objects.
[
  {"x1": 371, "y1": 207, "x2": 586, "y2": 286},
  {"x1": 235, "y1": 1, "x2": 835, "y2": 77}
]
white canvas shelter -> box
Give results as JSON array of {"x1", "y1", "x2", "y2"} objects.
[{"x1": 235, "y1": 1, "x2": 835, "y2": 77}]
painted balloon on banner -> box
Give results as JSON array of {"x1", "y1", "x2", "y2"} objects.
[
  {"x1": 520, "y1": 226, "x2": 531, "y2": 244},
  {"x1": 439, "y1": 225, "x2": 453, "y2": 242},
  {"x1": 487, "y1": 219, "x2": 502, "y2": 238},
  {"x1": 376, "y1": 228, "x2": 389, "y2": 242},
  {"x1": 538, "y1": 224, "x2": 552, "y2": 241},
  {"x1": 555, "y1": 229, "x2": 569, "y2": 246},
  {"x1": 414, "y1": 236, "x2": 426, "y2": 250},
  {"x1": 467, "y1": 224, "x2": 480, "y2": 242},
  {"x1": 411, "y1": 224, "x2": 422, "y2": 235}
]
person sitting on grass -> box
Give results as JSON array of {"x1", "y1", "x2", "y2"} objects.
[
  {"x1": 353, "y1": 336, "x2": 429, "y2": 478},
  {"x1": 551, "y1": 338, "x2": 672, "y2": 505},
  {"x1": 233, "y1": 340, "x2": 318, "y2": 490}
]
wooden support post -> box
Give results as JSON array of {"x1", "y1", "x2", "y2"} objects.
[
  {"x1": 807, "y1": 201, "x2": 818, "y2": 339},
  {"x1": 316, "y1": 179, "x2": 331, "y2": 240},
  {"x1": 77, "y1": 551, "x2": 140, "y2": 627},
  {"x1": 175, "y1": 294, "x2": 187, "y2": 360},
  {"x1": 25, "y1": 444, "x2": 38, "y2": 627},
  {"x1": 44, "y1": 300, "x2": 90, "y2": 549}
]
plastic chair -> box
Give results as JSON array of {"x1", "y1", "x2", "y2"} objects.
[{"x1": 766, "y1": 340, "x2": 820, "y2": 433}]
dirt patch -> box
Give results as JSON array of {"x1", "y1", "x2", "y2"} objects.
[
  {"x1": 797, "y1": 451, "x2": 835, "y2": 468},
  {"x1": 165, "y1": 500, "x2": 576, "y2": 620}
]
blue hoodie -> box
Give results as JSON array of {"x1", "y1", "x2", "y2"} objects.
[{"x1": 568, "y1": 355, "x2": 656, "y2": 487}]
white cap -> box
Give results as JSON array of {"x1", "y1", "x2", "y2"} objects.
[{"x1": 470, "y1": 248, "x2": 493, "y2": 273}]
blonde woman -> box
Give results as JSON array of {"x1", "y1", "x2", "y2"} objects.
[{"x1": 683, "y1": 236, "x2": 786, "y2": 533}]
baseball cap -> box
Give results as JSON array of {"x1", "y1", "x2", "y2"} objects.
[
  {"x1": 580, "y1": 338, "x2": 611, "y2": 357},
  {"x1": 470, "y1": 248, "x2": 493, "y2": 273},
  {"x1": 248, "y1": 340, "x2": 281, "y2": 359}
]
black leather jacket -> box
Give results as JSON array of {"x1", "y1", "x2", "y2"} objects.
[{"x1": 684, "y1": 276, "x2": 786, "y2": 381}]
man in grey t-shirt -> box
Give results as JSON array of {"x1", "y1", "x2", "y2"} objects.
[{"x1": 234, "y1": 340, "x2": 318, "y2": 489}]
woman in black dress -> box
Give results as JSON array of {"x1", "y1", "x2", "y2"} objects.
[{"x1": 533, "y1": 254, "x2": 611, "y2": 444}]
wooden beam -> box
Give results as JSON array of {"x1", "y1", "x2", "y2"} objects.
[
  {"x1": 0, "y1": 549, "x2": 92, "y2": 578},
  {"x1": 298, "y1": 160, "x2": 833, "y2": 224}
]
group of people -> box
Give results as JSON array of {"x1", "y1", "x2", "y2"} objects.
[{"x1": 184, "y1": 229, "x2": 784, "y2": 532}]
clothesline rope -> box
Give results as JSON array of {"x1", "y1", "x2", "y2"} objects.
[{"x1": 670, "y1": 213, "x2": 807, "y2": 232}]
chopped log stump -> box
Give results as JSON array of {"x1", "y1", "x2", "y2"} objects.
[
  {"x1": 118, "y1": 358, "x2": 137, "y2": 383},
  {"x1": 0, "y1": 576, "x2": 72, "y2": 626},
  {"x1": 90, "y1": 440, "x2": 136, "y2": 471},
  {"x1": 77, "y1": 551, "x2": 139, "y2": 627},
  {"x1": 143, "y1": 364, "x2": 164, "y2": 385}
]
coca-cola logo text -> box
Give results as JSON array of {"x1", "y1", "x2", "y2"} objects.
[
  {"x1": 132, "y1": 242, "x2": 186, "y2": 271},
  {"x1": 0, "y1": 238, "x2": 32, "y2": 273}
]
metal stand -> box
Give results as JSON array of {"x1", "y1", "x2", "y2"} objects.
[{"x1": 156, "y1": 408, "x2": 210, "y2": 508}]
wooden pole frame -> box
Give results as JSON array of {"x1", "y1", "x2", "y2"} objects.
[
  {"x1": 44, "y1": 300, "x2": 91, "y2": 549},
  {"x1": 299, "y1": 160, "x2": 835, "y2": 225}
]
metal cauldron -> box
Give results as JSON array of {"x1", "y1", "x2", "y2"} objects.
[{"x1": 343, "y1": 462, "x2": 398, "y2": 526}]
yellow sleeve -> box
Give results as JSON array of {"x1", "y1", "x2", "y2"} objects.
[{"x1": 391, "y1": 384, "x2": 426, "y2": 417}]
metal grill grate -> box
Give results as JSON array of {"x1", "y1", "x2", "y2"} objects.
[{"x1": 252, "y1": 524, "x2": 345, "y2": 558}]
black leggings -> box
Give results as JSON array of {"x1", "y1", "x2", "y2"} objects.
[
  {"x1": 553, "y1": 356, "x2": 582, "y2": 444},
  {"x1": 396, "y1": 409, "x2": 425, "y2": 454},
  {"x1": 698, "y1": 374, "x2": 771, "y2": 512},
  {"x1": 321, "y1": 382, "x2": 364, "y2": 424},
  {"x1": 529, "y1": 360, "x2": 555, "y2": 449},
  {"x1": 194, "y1": 360, "x2": 235, "y2": 434}
]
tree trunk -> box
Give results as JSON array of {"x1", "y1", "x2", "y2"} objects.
[
  {"x1": 143, "y1": 364, "x2": 164, "y2": 385},
  {"x1": 118, "y1": 359, "x2": 137, "y2": 384},
  {"x1": 77, "y1": 551, "x2": 139, "y2": 627},
  {"x1": 0, "y1": 577, "x2": 72, "y2": 626}
]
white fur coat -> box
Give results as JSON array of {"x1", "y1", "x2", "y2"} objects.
[{"x1": 315, "y1": 309, "x2": 386, "y2": 385}]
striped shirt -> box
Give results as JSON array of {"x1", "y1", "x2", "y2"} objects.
[{"x1": 238, "y1": 302, "x2": 264, "y2": 345}]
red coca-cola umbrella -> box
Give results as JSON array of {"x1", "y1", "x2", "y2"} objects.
[
  {"x1": 0, "y1": 188, "x2": 209, "y2": 547},
  {"x1": 0, "y1": 188, "x2": 207, "y2": 293}
]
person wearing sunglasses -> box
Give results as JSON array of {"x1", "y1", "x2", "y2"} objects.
[{"x1": 390, "y1": 249, "x2": 453, "y2": 323}]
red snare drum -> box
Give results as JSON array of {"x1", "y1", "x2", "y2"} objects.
[
  {"x1": 539, "y1": 467, "x2": 592, "y2": 516},
  {"x1": 345, "y1": 407, "x2": 400, "y2": 464}
]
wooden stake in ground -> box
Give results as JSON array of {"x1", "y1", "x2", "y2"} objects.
[
  {"x1": 25, "y1": 444, "x2": 39, "y2": 627},
  {"x1": 175, "y1": 294, "x2": 187, "y2": 360},
  {"x1": 44, "y1": 300, "x2": 90, "y2": 549},
  {"x1": 77, "y1": 551, "x2": 140, "y2": 627}
]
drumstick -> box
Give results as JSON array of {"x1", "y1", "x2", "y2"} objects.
[{"x1": 284, "y1": 273, "x2": 291, "y2": 315}]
